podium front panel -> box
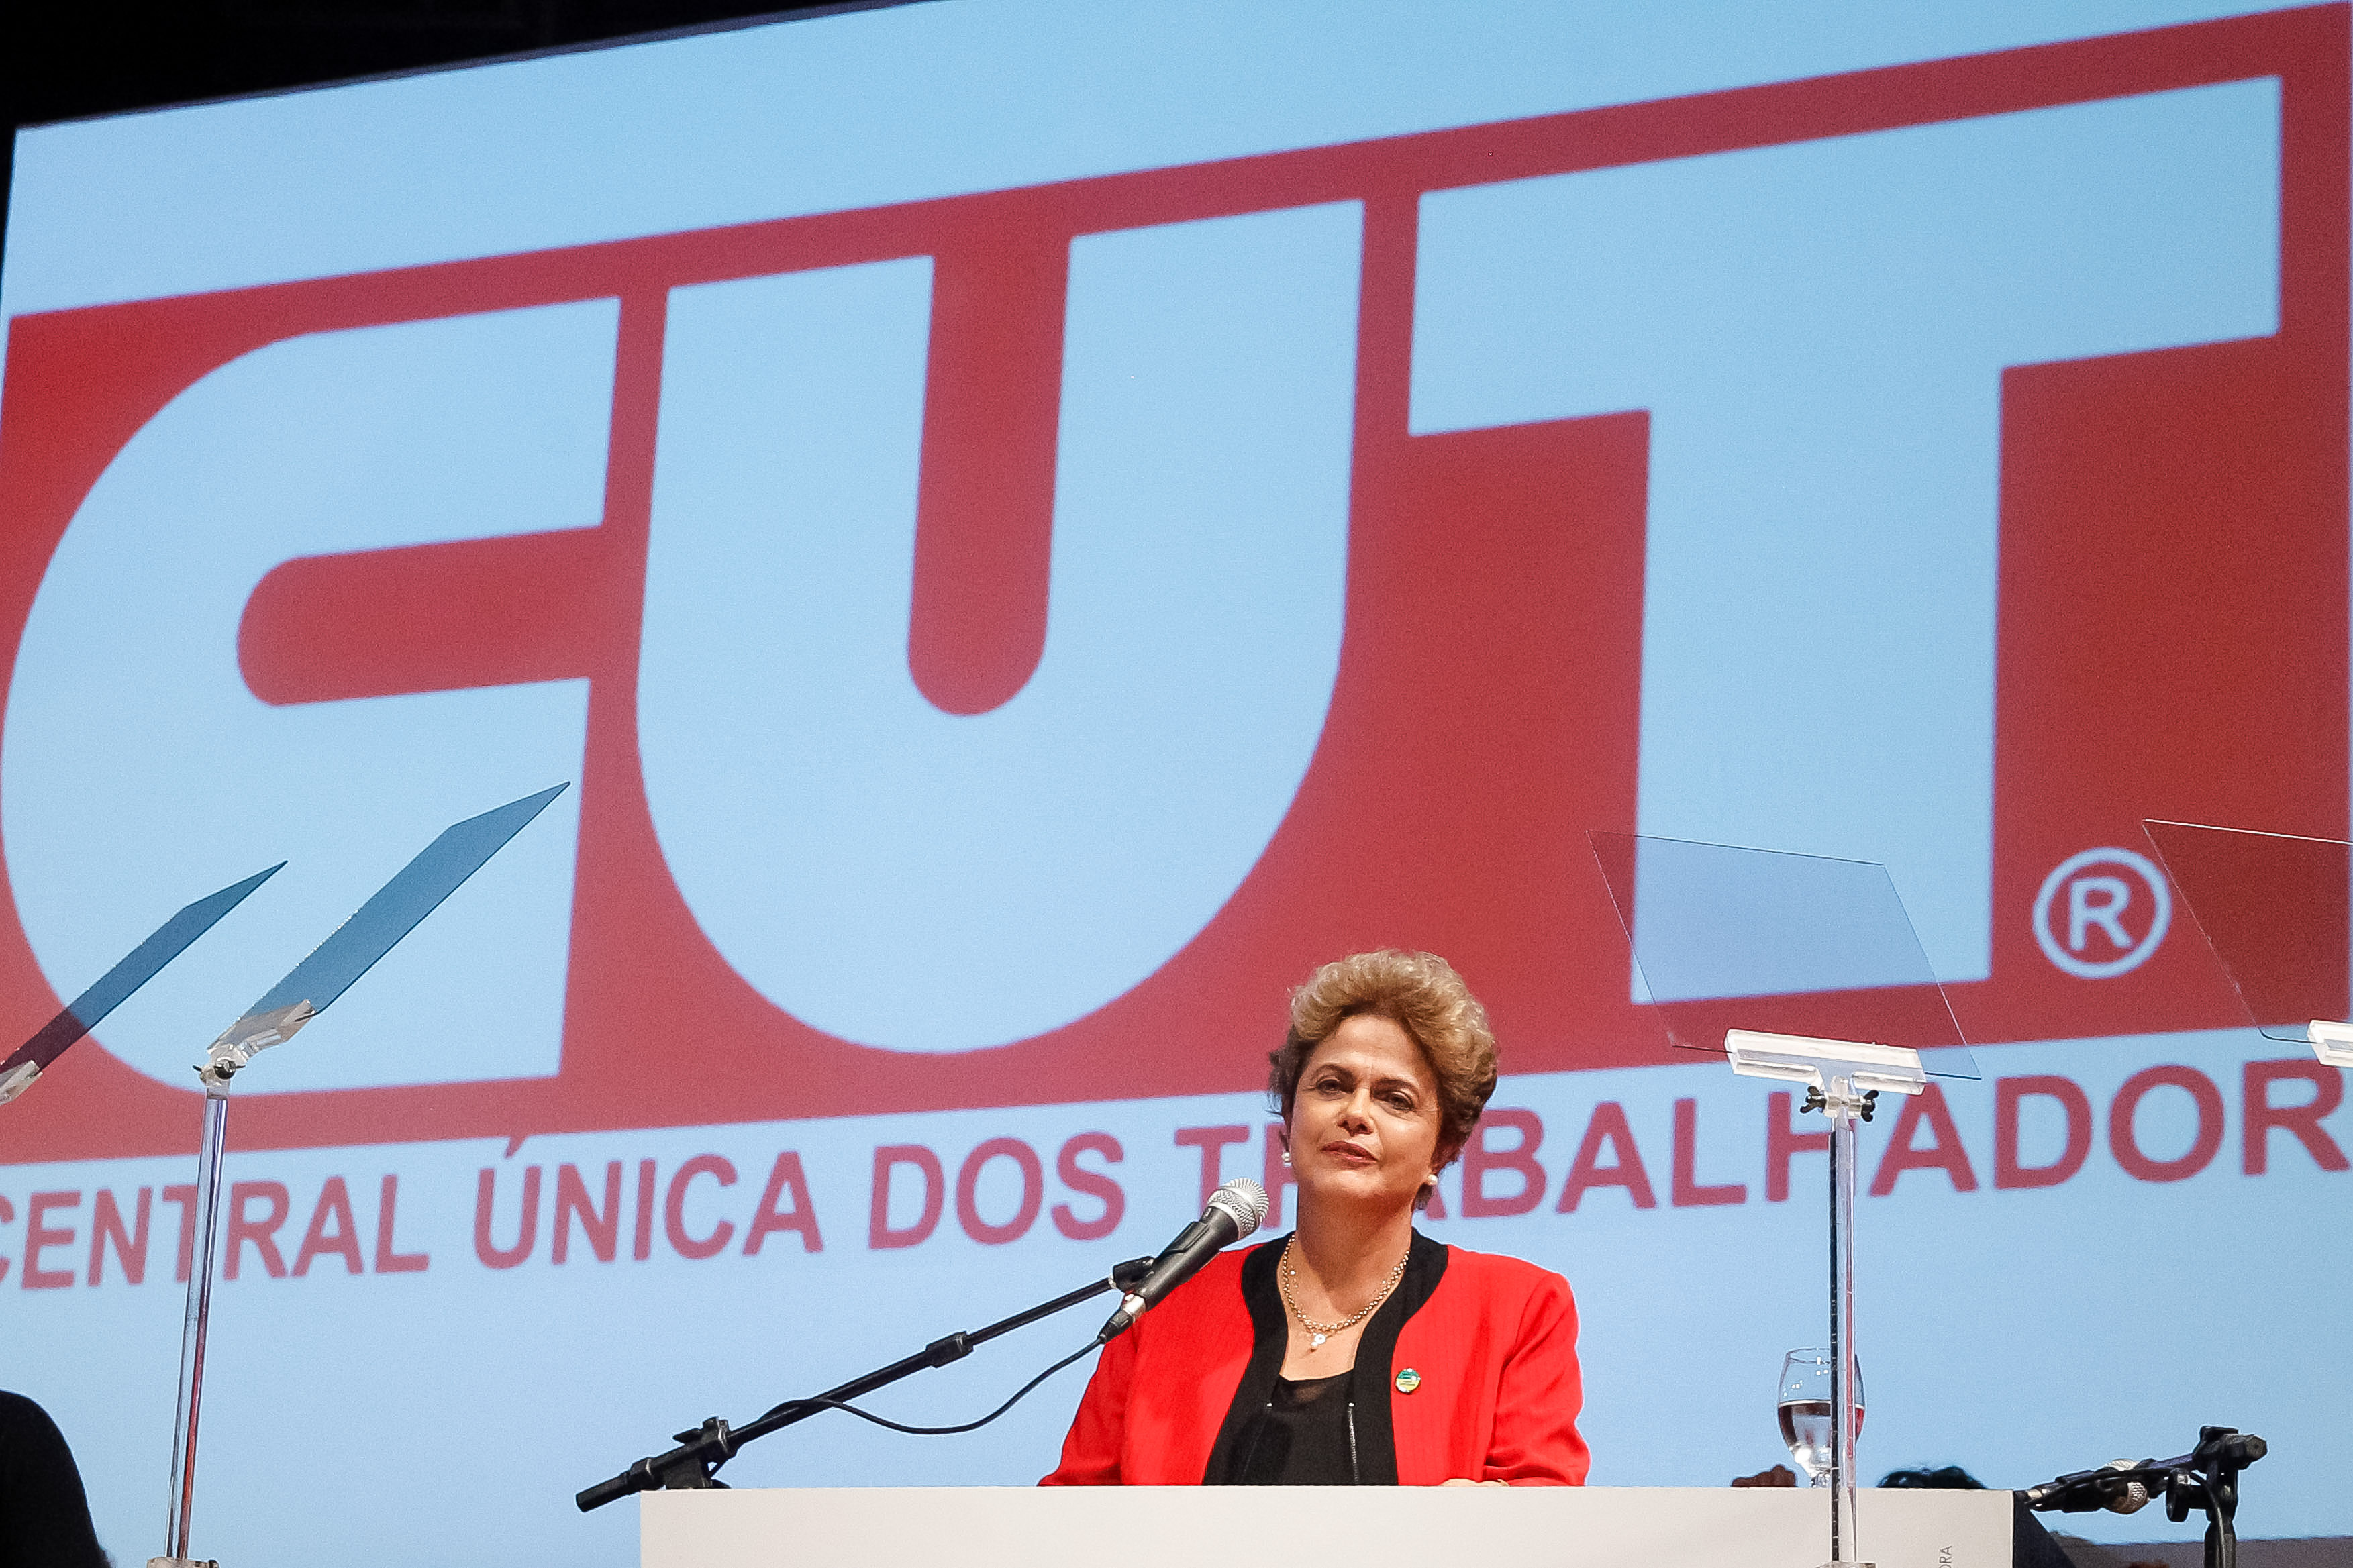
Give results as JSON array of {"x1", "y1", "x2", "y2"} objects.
[{"x1": 642, "y1": 1485, "x2": 2014, "y2": 1568}]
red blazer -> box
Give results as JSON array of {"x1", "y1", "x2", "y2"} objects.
[{"x1": 1042, "y1": 1233, "x2": 1587, "y2": 1486}]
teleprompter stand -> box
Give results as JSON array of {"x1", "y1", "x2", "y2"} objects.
[
  {"x1": 154, "y1": 786, "x2": 570, "y2": 1568},
  {"x1": 578, "y1": 1256, "x2": 1153, "y2": 1510},
  {"x1": 1728, "y1": 1031, "x2": 1928, "y2": 1568},
  {"x1": 1590, "y1": 833, "x2": 1983, "y2": 1568},
  {"x1": 0, "y1": 866, "x2": 284, "y2": 1568}
]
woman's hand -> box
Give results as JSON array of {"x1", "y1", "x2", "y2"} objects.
[{"x1": 1439, "y1": 1477, "x2": 1509, "y2": 1487}]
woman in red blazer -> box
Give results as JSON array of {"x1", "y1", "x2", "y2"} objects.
[{"x1": 1044, "y1": 951, "x2": 1589, "y2": 1487}]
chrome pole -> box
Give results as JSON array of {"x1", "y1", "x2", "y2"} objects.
[
  {"x1": 1826, "y1": 1076, "x2": 1865, "y2": 1567},
  {"x1": 164, "y1": 1085, "x2": 230, "y2": 1563}
]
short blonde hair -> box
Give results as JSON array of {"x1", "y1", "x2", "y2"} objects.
[{"x1": 1268, "y1": 950, "x2": 1499, "y2": 1168}]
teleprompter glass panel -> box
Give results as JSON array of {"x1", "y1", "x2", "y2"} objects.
[
  {"x1": 238, "y1": 784, "x2": 568, "y2": 1025},
  {"x1": 1589, "y1": 831, "x2": 1977, "y2": 1080},
  {"x1": 0, "y1": 864, "x2": 281, "y2": 1084},
  {"x1": 2142, "y1": 819, "x2": 2350, "y2": 1043}
]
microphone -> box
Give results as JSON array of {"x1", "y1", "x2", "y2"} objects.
[
  {"x1": 2025, "y1": 1459, "x2": 2152, "y2": 1515},
  {"x1": 2025, "y1": 1430, "x2": 2266, "y2": 1516},
  {"x1": 1097, "y1": 1178, "x2": 1268, "y2": 1343}
]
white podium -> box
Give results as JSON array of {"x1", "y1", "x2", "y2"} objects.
[{"x1": 642, "y1": 1485, "x2": 2016, "y2": 1568}]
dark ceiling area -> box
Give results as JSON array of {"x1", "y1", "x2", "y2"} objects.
[{"x1": 1, "y1": 0, "x2": 892, "y2": 270}]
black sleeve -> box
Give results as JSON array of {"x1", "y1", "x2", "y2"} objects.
[
  {"x1": 2013, "y1": 1492, "x2": 2079, "y2": 1568},
  {"x1": 0, "y1": 1392, "x2": 109, "y2": 1568}
]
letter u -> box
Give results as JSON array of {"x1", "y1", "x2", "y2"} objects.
[{"x1": 474, "y1": 1165, "x2": 542, "y2": 1269}]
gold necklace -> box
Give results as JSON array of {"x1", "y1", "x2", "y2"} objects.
[{"x1": 1279, "y1": 1238, "x2": 1409, "y2": 1349}]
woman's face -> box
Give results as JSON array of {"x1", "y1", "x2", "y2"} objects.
[{"x1": 1286, "y1": 1012, "x2": 1445, "y2": 1216}]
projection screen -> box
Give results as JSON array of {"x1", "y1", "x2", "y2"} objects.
[{"x1": 0, "y1": 1, "x2": 2346, "y2": 1561}]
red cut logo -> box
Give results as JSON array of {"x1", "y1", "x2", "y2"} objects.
[{"x1": 0, "y1": 6, "x2": 2339, "y2": 1161}]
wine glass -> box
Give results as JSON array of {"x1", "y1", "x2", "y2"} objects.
[{"x1": 1776, "y1": 1349, "x2": 1864, "y2": 1486}]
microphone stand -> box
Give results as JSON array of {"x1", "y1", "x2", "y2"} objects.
[
  {"x1": 2162, "y1": 1428, "x2": 2263, "y2": 1568},
  {"x1": 577, "y1": 1257, "x2": 1153, "y2": 1512},
  {"x1": 2027, "y1": 1426, "x2": 2266, "y2": 1568}
]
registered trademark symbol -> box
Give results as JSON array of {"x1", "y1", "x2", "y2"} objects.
[{"x1": 2032, "y1": 847, "x2": 2172, "y2": 978}]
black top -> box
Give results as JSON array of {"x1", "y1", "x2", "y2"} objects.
[
  {"x1": 1201, "y1": 1231, "x2": 1450, "y2": 1486},
  {"x1": 0, "y1": 1392, "x2": 107, "y2": 1568},
  {"x1": 1233, "y1": 1373, "x2": 1357, "y2": 1485}
]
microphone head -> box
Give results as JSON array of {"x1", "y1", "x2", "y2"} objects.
[
  {"x1": 1209, "y1": 1177, "x2": 1270, "y2": 1233},
  {"x1": 2103, "y1": 1461, "x2": 2152, "y2": 1514}
]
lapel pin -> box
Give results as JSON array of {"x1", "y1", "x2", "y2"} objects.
[{"x1": 1395, "y1": 1368, "x2": 1421, "y2": 1394}]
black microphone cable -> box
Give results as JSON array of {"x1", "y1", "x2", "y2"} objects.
[{"x1": 751, "y1": 1340, "x2": 1099, "y2": 1439}]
